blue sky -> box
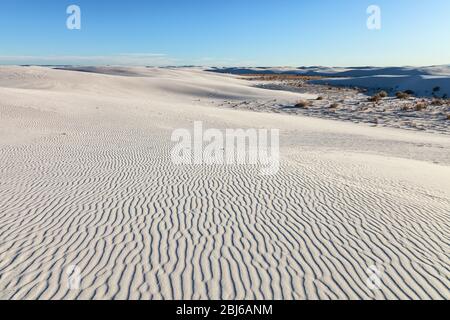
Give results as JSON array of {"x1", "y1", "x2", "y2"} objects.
[{"x1": 0, "y1": 0, "x2": 449, "y2": 66}]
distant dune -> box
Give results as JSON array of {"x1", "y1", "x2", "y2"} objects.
[
  {"x1": 209, "y1": 65, "x2": 450, "y2": 97},
  {"x1": 0, "y1": 66, "x2": 449, "y2": 300},
  {"x1": 311, "y1": 75, "x2": 450, "y2": 97}
]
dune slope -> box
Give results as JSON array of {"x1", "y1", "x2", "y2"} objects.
[{"x1": 0, "y1": 67, "x2": 449, "y2": 300}]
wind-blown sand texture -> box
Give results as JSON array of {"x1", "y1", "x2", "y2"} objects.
[{"x1": 0, "y1": 66, "x2": 449, "y2": 300}]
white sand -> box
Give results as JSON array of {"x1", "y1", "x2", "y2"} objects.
[
  {"x1": 0, "y1": 66, "x2": 449, "y2": 300},
  {"x1": 311, "y1": 75, "x2": 450, "y2": 98},
  {"x1": 211, "y1": 65, "x2": 450, "y2": 97}
]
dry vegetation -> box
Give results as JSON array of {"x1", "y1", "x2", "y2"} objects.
[
  {"x1": 238, "y1": 74, "x2": 449, "y2": 132},
  {"x1": 431, "y1": 98, "x2": 444, "y2": 106},
  {"x1": 242, "y1": 74, "x2": 324, "y2": 81},
  {"x1": 396, "y1": 91, "x2": 410, "y2": 99},
  {"x1": 415, "y1": 102, "x2": 427, "y2": 111},
  {"x1": 295, "y1": 100, "x2": 311, "y2": 108},
  {"x1": 378, "y1": 91, "x2": 388, "y2": 98},
  {"x1": 368, "y1": 95, "x2": 381, "y2": 103},
  {"x1": 368, "y1": 91, "x2": 388, "y2": 103},
  {"x1": 330, "y1": 103, "x2": 339, "y2": 109}
]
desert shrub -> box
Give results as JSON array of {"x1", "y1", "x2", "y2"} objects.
[
  {"x1": 295, "y1": 100, "x2": 311, "y2": 108},
  {"x1": 400, "y1": 105, "x2": 410, "y2": 111},
  {"x1": 431, "y1": 99, "x2": 444, "y2": 106},
  {"x1": 368, "y1": 95, "x2": 381, "y2": 103},
  {"x1": 396, "y1": 91, "x2": 410, "y2": 99},
  {"x1": 415, "y1": 102, "x2": 427, "y2": 111},
  {"x1": 368, "y1": 92, "x2": 386, "y2": 102},
  {"x1": 378, "y1": 91, "x2": 388, "y2": 98}
]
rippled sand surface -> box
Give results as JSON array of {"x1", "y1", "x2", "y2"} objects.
[{"x1": 0, "y1": 66, "x2": 449, "y2": 300}]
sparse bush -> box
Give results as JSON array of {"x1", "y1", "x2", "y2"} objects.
[
  {"x1": 431, "y1": 98, "x2": 444, "y2": 106},
  {"x1": 415, "y1": 102, "x2": 427, "y2": 111},
  {"x1": 295, "y1": 100, "x2": 311, "y2": 108},
  {"x1": 369, "y1": 94, "x2": 381, "y2": 102},
  {"x1": 378, "y1": 91, "x2": 388, "y2": 98},
  {"x1": 400, "y1": 105, "x2": 410, "y2": 111},
  {"x1": 396, "y1": 91, "x2": 410, "y2": 99},
  {"x1": 367, "y1": 91, "x2": 388, "y2": 102}
]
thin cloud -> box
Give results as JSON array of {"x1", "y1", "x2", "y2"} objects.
[{"x1": 0, "y1": 53, "x2": 176, "y2": 66}]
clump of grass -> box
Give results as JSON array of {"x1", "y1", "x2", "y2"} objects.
[
  {"x1": 295, "y1": 100, "x2": 311, "y2": 108},
  {"x1": 329, "y1": 103, "x2": 339, "y2": 109},
  {"x1": 431, "y1": 98, "x2": 444, "y2": 106},
  {"x1": 415, "y1": 102, "x2": 427, "y2": 111},
  {"x1": 396, "y1": 91, "x2": 410, "y2": 99},
  {"x1": 400, "y1": 105, "x2": 410, "y2": 111},
  {"x1": 377, "y1": 90, "x2": 388, "y2": 98},
  {"x1": 368, "y1": 90, "x2": 388, "y2": 103},
  {"x1": 368, "y1": 94, "x2": 382, "y2": 103}
]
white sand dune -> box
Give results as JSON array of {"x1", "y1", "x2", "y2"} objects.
[
  {"x1": 311, "y1": 75, "x2": 450, "y2": 97},
  {"x1": 209, "y1": 65, "x2": 450, "y2": 77},
  {"x1": 0, "y1": 66, "x2": 449, "y2": 300},
  {"x1": 210, "y1": 65, "x2": 450, "y2": 97}
]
